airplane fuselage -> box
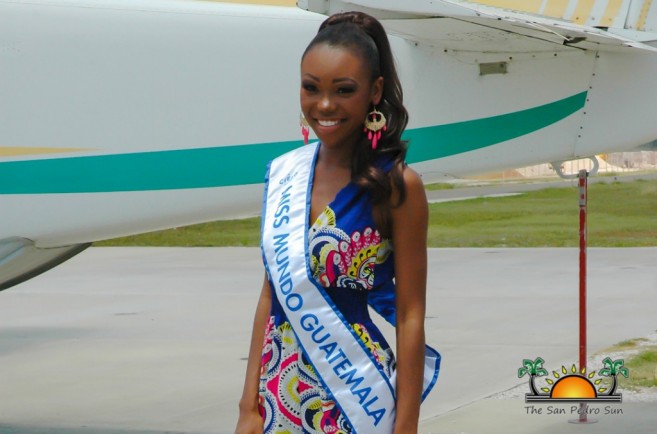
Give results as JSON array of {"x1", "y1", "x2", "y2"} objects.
[{"x1": 1, "y1": 0, "x2": 656, "y2": 288}]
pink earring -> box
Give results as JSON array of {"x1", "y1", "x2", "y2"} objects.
[
  {"x1": 300, "y1": 112, "x2": 310, "y2": 145},
  {"x1": 363, "y1": 107, "x2": 387, "y2": 150}
]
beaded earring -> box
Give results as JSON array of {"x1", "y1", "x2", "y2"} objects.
[
  {"x1": 300, "y1": 112, "x2": 310, "y2": 145},
  {"x1": 363, "y1": 107, "x2": 387, "y2": 150}
]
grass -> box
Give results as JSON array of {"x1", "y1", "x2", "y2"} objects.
[
  {"x1": 95, "y1": 179, "x2": 657, "y2": 247},
  {"x1": 597, "y1": 338, "x2": 657, "y2": 390},
  {"x1": 605, "y1": 338, "x2": 650, "y2": 351},
  {"x1": 428, "y1": 179, "x2": 657, "y2": 247},
  {"x1": 624, "y1": 350, "x2": 657, "y2": 388}
]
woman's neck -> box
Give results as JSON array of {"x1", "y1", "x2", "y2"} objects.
[{"x1": 317, "y1": 143, "x2": 354, "y2": 171}]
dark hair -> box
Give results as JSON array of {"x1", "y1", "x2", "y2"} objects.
[{"x1": 302, "y1": 12, "x2": 409, "y2": 212}]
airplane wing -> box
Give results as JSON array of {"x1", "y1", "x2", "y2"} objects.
[{"x1": 298, "y1": 0, "x2": 657, "y2": 53}]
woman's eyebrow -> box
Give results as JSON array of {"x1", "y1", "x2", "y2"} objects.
[
  {"x1": 302, "y1": 73, "x2": 320, "y2": 81},
  {"x1": 333, "y1": 77, "x2": 357, "y2": 84}
]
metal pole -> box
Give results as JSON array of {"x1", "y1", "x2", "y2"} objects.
[
  {"x1": 579, "y1": 169, "x2": 587, "y2": 384},
  {"x1": 569, "y1": 169, "x2": 597, "y2": 424}
]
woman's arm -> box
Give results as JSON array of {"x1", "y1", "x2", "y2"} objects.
[
  {"x1": 390, "y1": 167, "x2": 429, "y2": 434},
  {"x1": 235, "y1": 273, "x2": 272, "y2": 434}
]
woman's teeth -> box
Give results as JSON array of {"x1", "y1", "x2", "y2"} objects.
[{"x1": 317, "y1": 120, "x2": 339, "y2": 127}]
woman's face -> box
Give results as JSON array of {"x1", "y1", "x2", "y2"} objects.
[{"x1": 300, "y1": 44, "x2": 383, "y2": 150}]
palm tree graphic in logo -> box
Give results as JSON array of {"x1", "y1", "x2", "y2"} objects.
[
  {"x1": 598, "y1": 357, "x2": 630, "y2": 396},
  {"x1": 518, "y1": 357, "x2": 628, "y2": 403},
  {"x1": 518, "y1": 357, "x2": 548, "y2": 396}
]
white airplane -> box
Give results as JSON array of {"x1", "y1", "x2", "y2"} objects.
[{"x1": 2, "y1": 0, "x2": 656, "y2": 290}]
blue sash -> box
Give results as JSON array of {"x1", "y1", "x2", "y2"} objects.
[{"x1": 261, "y1": 143, "x2": 440, "y2": 432}]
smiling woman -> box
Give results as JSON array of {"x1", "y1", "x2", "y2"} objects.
[{"x1": 235, "y1": 11, "x2": 440, "y2": 434}]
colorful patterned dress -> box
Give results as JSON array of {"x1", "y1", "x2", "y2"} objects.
[{"x1": 258, "y1": 168, "x2": 397, "y2": 433}]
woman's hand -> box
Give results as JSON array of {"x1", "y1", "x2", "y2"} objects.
[{"x1": 234, "y1": 408, "x2": 264, "y2": 434}]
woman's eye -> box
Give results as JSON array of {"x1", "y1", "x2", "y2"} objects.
[
  {"x1": 337, "y1": 87, "x2": 355, "y2": 94},
  {"x1": 302, "y1": 83, "x2": 318, "y2": 92}
]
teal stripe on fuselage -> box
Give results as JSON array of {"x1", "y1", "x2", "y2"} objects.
[
  {"x1": 405, "y1": 91, "x2": 587, "y2": 163},
  {"x1": 0, "y1": 140, "x2": 301, "y2": 194},
  {"x1": 0, "y1": 91, "x2": 586, "y2": 194}
]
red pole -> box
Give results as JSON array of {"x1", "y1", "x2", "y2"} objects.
[
  {"x1": 578, "y1": 169, "x2": 587, "y2": 379},
  {"x1": 576, "y1": 169, "x2": 591, "y2": 423},
  {"x1": 568, "y1": 162, "x2": 598, "y2": 425}
]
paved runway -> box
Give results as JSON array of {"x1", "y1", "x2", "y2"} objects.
[{"x1": 0, "y1": 247, "x2": 655, "y2": 433}]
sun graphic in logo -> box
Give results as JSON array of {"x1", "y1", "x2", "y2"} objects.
[
  {"x1": 544, "y1": 365, "x2": 603, "y2": 399},
  {"x1": 518, "y1": 357, "x2": 628, "y2": 403}
]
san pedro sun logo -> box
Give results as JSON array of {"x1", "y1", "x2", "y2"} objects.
[{"x1": 518, "y1": 357, "x2": 629, "y2": 403}]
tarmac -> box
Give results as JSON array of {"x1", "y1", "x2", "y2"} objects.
[{"x1": 0, "y1": 246, "x2": 655, "y2": 434}]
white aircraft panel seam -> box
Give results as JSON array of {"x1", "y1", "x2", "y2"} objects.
[{"x1": 573, "y1": 50, "x2": 602, "y2": 158}]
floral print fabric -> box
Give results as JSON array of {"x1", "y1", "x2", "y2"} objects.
[
  {"x1": 259, "y1": 174, "x2": 396, "y2": 433},
  {"x1": 309, "y1": 206, "x2": 391, "y2": 291}
]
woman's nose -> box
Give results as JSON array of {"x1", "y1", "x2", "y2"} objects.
[{"x1": 318, "y1": 94, "x2": 333, "y2": 111}]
